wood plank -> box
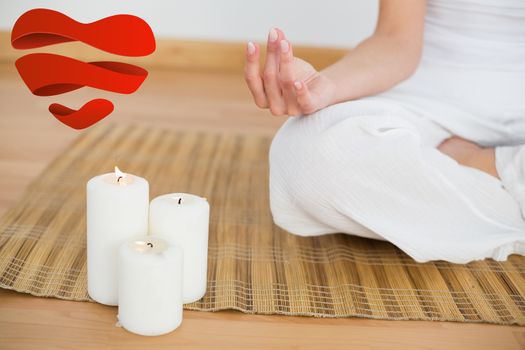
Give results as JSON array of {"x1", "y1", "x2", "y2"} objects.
[
  {"x1": 0, "y1": 289, "x2": 523, "y2": 350},
  {"x1": 0, "y1": 62, "x2": 523, "y2": 349}
]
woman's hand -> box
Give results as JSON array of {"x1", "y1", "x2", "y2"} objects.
[{"x1": 244, "y1": 28, "x2": 336, "y2": 116}]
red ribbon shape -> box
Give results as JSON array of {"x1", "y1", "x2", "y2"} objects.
[
  {"x1": 50, "y1": 99, "x2": 114, "y2": 130},
  {"x1": 11, "y1": 8, "x2": 155, "y2": 129},
  {"x1": 11, "y1": 8, "x2": 155, "y2": 56},
  {"x1": 16, "y1": 53, "x2": 148, "y2": 96}
]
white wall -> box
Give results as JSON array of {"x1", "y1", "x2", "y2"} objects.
[{"x1": 0, "y1": 0, "x2": 378, "y2": 48}]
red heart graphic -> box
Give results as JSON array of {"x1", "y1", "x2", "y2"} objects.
[{"x1": 11, "y1": 8, "x2": 156, "y2": 130}]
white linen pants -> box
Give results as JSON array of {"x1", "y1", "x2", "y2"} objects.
[{"x1": 268, "y1": 99, "x2": 525, "y2": 263}]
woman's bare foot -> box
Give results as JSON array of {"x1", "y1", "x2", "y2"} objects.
[{"x1": 438, "y1": 136, "x2": 498, "y2": 178}]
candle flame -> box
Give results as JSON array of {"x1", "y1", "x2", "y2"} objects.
[{"x1": 114, "y1": 166, "x2": 126, "y2": 182}]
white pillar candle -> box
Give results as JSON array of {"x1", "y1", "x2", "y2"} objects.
[
  {"x1": 149, "y1": 193, "x2": 210, "y2": 303},
  {"x1": 117, "y1": 236, "x2": 183, "y2": 336},
  {"x1": 86, "y1": 166, "x2": 149, "y2": 305}
]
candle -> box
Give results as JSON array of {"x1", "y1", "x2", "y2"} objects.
[
  {"x1": 86, "y1": 166, "x2": 149, "y2": 305},
  {"x1": 117, "y1": 236, "x2": 183, "y2": 336},
  {"x1": 149, "y1": 193, "x2": 210, "y2": 303}
]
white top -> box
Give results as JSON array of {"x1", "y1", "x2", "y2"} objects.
[{"x1": 375, "y1": 0, "x2": 525, "y2": 146}]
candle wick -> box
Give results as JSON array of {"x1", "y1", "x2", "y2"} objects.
[
  {"x1": 117, "y1": 176, "x2": 123, "y2": 183},
  {"x1": 147, "y1": 242, "x2": 153, "y2": 248},
  {"x1": 178, "y1": 197, "x2": 182, "y2": 205}
]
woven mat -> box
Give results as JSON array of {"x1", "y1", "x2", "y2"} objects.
[{"x1": 1, "y1": 123, "x2": 524, "y2": 325}]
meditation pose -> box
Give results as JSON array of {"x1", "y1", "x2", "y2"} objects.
[{"x1": 244, "y1": 0, "x2": 525, "y2": 263}]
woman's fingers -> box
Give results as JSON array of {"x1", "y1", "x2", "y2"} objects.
[
  {"x1": 244, "y1": 41, "x2": 268, "y2": 108},
  {"x1": 278, "y1": 39, "x2": 301, "y2": 115},
  {"x1": 263, "y1": 28, "x2": 286, "y2": 116},
  {"x1": 246, "y1": 28, "x2": 310, "y2": 116},
  {"x1": 294, "y1": 81, "x2": 316, "y2": 114}
]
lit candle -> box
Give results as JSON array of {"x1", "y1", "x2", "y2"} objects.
[
  {"x1": 118, "y1": 236, "x2": 183, "y2": 336},
  {"x1": 86, "y1": 166, "x2": 149, "y2": 305},
  {"x1": 149, "y1": 193, "x2": 210, "y2": 303}
]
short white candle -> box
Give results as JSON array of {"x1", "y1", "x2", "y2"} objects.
[
  {"x1": 117, "y1": 236, "x2": 183, "y2": 336},
  {"x1": 149, "y1": 193, "x2": 210, "y2": 303},
  {"x1": 86, "y1": 166, "x2": 149, "y2": 305}
]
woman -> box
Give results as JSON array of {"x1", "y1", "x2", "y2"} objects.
[{"x1": 244, "y1": 0, "x2": 525, "y2": 263}]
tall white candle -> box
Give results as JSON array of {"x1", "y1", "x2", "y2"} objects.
[
  {"x1": 86, "y1": 167, "x2": 149, "y2": 305},
  {"x1": 149, "y1": 193, "x2": 210, "y2": 303},
  {"x1": 118, "y1": 236, "x2": 183, "y2": 336}
]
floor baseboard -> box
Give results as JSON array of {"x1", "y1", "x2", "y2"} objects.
[{"x1": 0, "y1": 31, "x2": 347, "y2": 73}]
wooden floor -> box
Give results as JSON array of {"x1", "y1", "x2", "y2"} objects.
[{"x1": 0, "y1": 63, "x2": 524, "y2": 349}]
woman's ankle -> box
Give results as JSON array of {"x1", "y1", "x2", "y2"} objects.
[{"x1": 438, "y1": 136, "x2": 498, "y2": 178}]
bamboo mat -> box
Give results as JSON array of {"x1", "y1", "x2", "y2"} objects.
[{"x1": 0, "y1": 123, "x2": 524, "y2": 326}]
